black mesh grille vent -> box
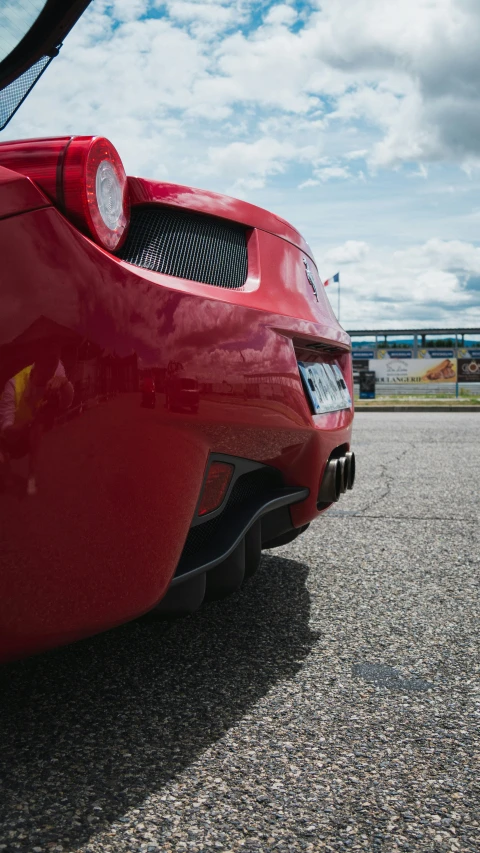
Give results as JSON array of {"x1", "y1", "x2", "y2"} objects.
[
  {"x1": 180, "y1": 467, "x2": 283, "y2": 564},
  {"x1": 119, "y1": 206, "x2": 248, "y2": 289},
  {"x1": 0, "y1": 55, "x2": 54, "y2": 130}
]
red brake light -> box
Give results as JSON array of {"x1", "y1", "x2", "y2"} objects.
[
  {"x1": 62, "y1": 137, "x2": 129, "y2": 250},
  {"x1": 198, "y1": 462, "x2": 234, "y2": 517},
  {"x1": 0, "y1": 135, "x2": 130, "y2": 250}
]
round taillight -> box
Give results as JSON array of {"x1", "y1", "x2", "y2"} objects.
[
  {"x1": 62, "y1": 137, "x2": 130, "y2": 250},
  {"x1": 0, "y1": 136, "x2": 130, "y2": 251}
]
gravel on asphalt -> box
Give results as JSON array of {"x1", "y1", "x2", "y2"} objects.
[{"x1": 0, "y1": 412, "x2": 479, "y2": 853}]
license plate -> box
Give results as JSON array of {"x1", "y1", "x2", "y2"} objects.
[{"x1": 298, "y1": 361, "x2": 352, "y2": 415}]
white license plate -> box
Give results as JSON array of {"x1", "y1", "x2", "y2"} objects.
[{"x1": 298, "y1": 361, "x2": 352, "y2": 415}]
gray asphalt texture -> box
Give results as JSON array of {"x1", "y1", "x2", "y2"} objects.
[{"x1": 1, "y1": 413, "x2": 479, "y2": 853}]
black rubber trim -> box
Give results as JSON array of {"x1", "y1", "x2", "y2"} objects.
[
  {"x1": 0, "y1": 0, "x2": 93, "y2": 91},
  {"x1": 171, "y1": 486, "x2": 308, "y2": 586}
]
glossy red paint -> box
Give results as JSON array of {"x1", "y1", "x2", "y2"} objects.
[
  {"x1": 0, "y1": 164, "x2": 50, "y2": 219},
  {"x1": 127, "y1": 181, "x2": 348, "y2": 340},
  {"x1": 0, "y1": 140, "x2": 353, "y2": 662}
]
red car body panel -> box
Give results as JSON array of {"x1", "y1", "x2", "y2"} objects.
[
  {"x1": 0, "y1": 153, "x2": 353, "y2": 663},
  {"x1": 0, "y1": 164, "x2": 50, "y2": 218},
  {"x1": 129, "y1": 177, "x2": 316, "y2": 258}
]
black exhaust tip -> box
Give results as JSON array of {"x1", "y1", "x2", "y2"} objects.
[
  {"x1": 318, "y1": 450, "x2": 356, "y2": 507},
  {"x1": 318, "y1": 459, "x2": 341, "y2": 505},
  {"x1": 337, "y1": 456, "x2": 348, "y2": 494},
  {"x1": 345, "y1": 451, "x2": 355, "y2": 490}
]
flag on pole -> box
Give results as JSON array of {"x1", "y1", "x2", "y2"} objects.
[{"x1": 323, "y1": 272, "x2": 340, "y2": 287}]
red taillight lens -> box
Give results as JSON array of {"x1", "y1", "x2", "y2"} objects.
[
  {"x1": 0, "y1": 135, "x2": 129, "y2": 251},
  {"x1": 0, "y1": 136, "x2": 70, "y2": 199},
  {"x1": 198, "y1": 462, "x2": 234, "y2": 517},
  {"x1": 62, "y1": 137, "x2": 129, "y2": 250}
]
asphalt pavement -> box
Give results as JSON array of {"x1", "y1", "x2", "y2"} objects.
[{"x1": 1, "y1": 413, "x2": 479, "y2": 853}]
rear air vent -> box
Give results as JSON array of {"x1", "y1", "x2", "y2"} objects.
[{"x1": 119, "y1": 206, "x2": 248, "y2": 289}]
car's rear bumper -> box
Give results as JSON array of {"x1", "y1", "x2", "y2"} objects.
[{"x1": 0, "y1": 185, "x2": 353, "y2": 661}]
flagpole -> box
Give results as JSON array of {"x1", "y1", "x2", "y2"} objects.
[{"x1": 324, "y1": 273, "x2": 340, "y2": 321}]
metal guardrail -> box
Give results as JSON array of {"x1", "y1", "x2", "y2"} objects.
[{"x1": 354, "y1": 383, "x2": 480, "y2": 397}]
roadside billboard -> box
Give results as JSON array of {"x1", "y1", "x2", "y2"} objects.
[
  {"x1": 352, "y1": 350, "x2": 375, "y2": 359},
  {"x1": 457, "y1": 358, "x2": 480, "y2": 382},
  {"x1": 418, "y1": 348, "x2": 454, "y2": 358},
  {"x1": 370, "y1": 358, "x2": 457, "y2": 383},
  {"x1": 378, "y1": 349, "x2": 413, "y2": 358}
]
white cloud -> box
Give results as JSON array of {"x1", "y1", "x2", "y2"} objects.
[
  {"x1": 110, "y1": 0, "x2": 149, "y2": 21},
  {"x1": 298, "y1": 178, "x2": 320, "y2": 189},
  {"x1": 345, "y1": 149, "x2": 368, "y2": 161},
  {"x1": 202, "y1": 137, "x2": 317, "y2": 190},
  {"x1": 5, "y1": 0, "x2": 480, "y2": 169},
  {"x1": 313, "y1": 165, "x2": 351, "y2": 182},
  {"x1": 395, "y1": 238, "x2": 480, "y2": 276},
  {"x1": 320, "y1": 238, "x2": 480, "y2": 327},
  {"x1": 263, "y1": 4, "x2": 297, "y2": 27},
  {"x1": 8, "y1": 0, "x2": 480, "y2": 177},
  {"x1": 325, "y1": 241, "x2": 370, "y2": 264},
  {"x1": 164, "y1": 0, "x2": 240, "y2": 38}
]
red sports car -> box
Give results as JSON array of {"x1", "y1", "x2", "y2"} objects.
[{"x1": 0, "y1": 0, "x2": 355, "y2": 662}]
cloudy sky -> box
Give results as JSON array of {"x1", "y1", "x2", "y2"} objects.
[{"x1": 4, "y1": 0, "x2": 480, "y2": 330}]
